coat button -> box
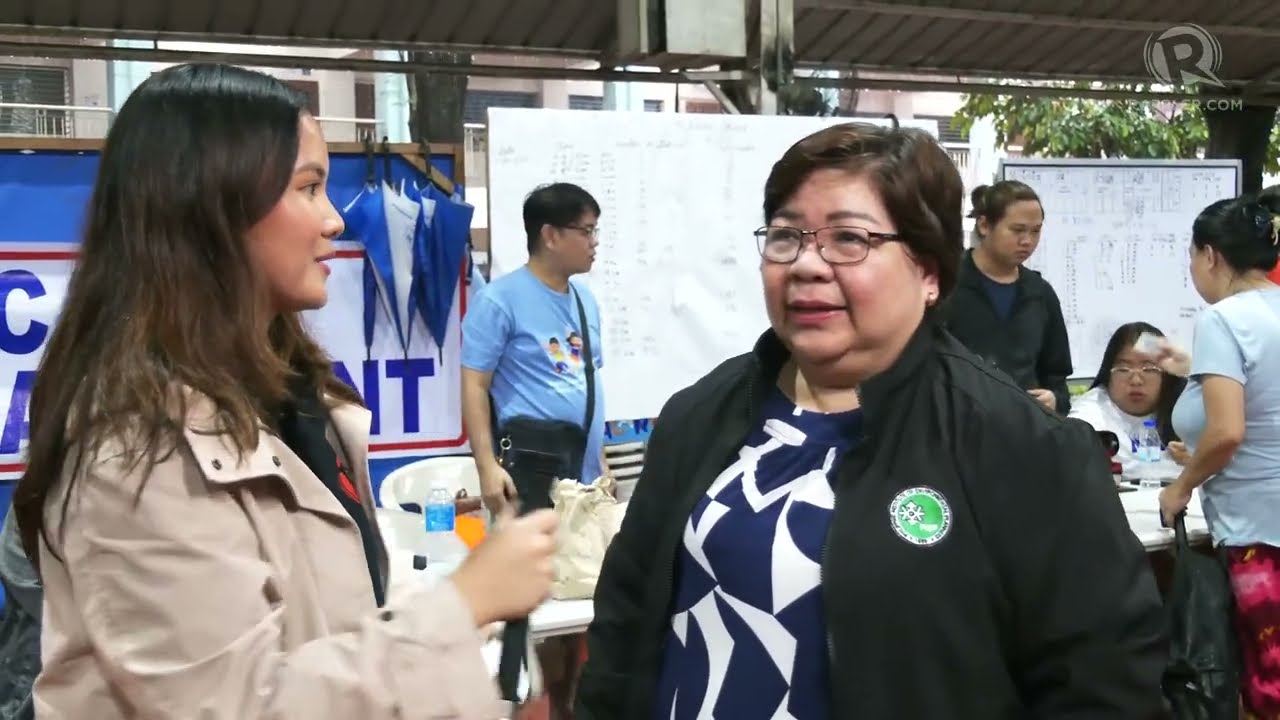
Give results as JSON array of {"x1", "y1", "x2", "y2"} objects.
[
  {"x1": 211, "y1": 459, "x2": 222, "y2": 471},
  {"x1": 272, "y1": 456, "x2": 282, "y2": 467}
]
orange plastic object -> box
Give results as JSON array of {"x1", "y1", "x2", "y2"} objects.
[{"x1": 455, "y1": 515, "x2": 486, "y2": 549}]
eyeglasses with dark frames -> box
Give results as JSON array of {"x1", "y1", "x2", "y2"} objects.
[{"x1": 754, "y1": 225, "x2": 901, "y2": 265}]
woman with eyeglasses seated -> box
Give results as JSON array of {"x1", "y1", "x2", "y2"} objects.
[
  {"x1": 575, "y1": 122, "x2": 1165, "y2": 720},
  {"x1": 1068, "y1": 322, "x2": 1186, "y2": 475}
]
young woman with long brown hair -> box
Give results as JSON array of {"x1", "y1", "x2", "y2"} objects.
[{"x1": 13, "y1": 63, "x2": 556, "y2": 719}]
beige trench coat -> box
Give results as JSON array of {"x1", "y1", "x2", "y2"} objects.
[{"x1": 33, "y1": 394, "x2": 507, "y2": 719}]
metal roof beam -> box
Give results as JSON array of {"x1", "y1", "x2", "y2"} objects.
[
  {"x1": 799, "y1": 1, "x2": 1280, "y2": 39},
  {"x1": 0, "y1": 23, "x2": 602, "y2": 59},
  {"x1": 794, "y1": 60, "x2": 1254, "y2": 89},
  {"x1": 1245, "y1": 63, "x2": 1280, "y2": 92},
  {"x1": 0, "y1": 39, "x2": 746, "y2": 84},
  {"x1": 794, "y1": 75, "x2": 1280, "y2": 104}
]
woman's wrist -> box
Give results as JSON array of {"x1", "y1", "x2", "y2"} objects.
[{"x1": 449, "y1": 567, "x2": 495, "y2": 628}]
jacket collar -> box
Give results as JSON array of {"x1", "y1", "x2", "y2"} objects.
[
  {"x1": 181, "y1": 391, "x2": 375, "y2": 520},
  {"x1": 958, "y1": 248, "x2": 1045, "y2": 296},
  {"x1": 749, "y1": 316, "x2": 938, "y2": 434}
]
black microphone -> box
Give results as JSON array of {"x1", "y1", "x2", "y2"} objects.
[{"x1": 495, "y1": 449, "x2": 560, "y2": 704}]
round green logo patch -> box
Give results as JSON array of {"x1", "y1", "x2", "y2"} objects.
[{"x1": 888, "y1": 487, "x2": 952, "y2": 546}]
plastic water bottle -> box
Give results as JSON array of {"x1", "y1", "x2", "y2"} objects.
[
  {"x1": 422, "y1": 480, "x2": 468, "y2": 578},
  {"x1": 1135, "y1": 419, "x2": 1163, "y2": 489}
]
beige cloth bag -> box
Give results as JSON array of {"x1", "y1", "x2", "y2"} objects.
[{"x1": 550, "y1": 476, "x2": 626, "y2": 600}]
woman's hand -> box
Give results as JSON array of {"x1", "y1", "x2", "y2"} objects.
[
  {"x1": 1166, "y1": 441, "x2": 1191, "y2": 466},
  {"x1": 1146, "y1": 338, "x2": 1191, "y2": 378},
  {"x1": 450, "y1": 508, "x2": 559, "y2": 627},
  {"x1": 1159, "y1": 482, "x2": 1194, "y2": 528},
  {"x1": 1027, "y1": 388, "x2": 1056, "y2": 411}
]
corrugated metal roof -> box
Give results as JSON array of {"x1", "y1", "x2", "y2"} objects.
[
  {"x1": 794, "y1": 1, "x2": 1280, "y2": 89},
  {"x1": 0, "y1": 0, "x2": 611, "y2": 55},
  {"x1": 2, "y1": 0, "x2": 1280, "y2": 91}
]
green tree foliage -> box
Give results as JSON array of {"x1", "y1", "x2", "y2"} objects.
[{"x1": 953, "y1": 83, "x2": 1280, "y2": 174}]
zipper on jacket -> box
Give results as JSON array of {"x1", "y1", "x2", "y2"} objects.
[
  {"x1": 821, "y1": 539, "x2": 833, "y2": 663},
  {"x1": 823, "y1": 386, "x2": 867, "y2": 695},
  {"x1": 636, "y1": 364, "x2": 759, "y2": 718}
]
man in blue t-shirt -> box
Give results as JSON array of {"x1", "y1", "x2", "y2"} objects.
[{"x1": 461, "y1": 182, "x2": 606, "y2": 515}]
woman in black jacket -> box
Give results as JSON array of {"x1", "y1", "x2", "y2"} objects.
[
  {"x1": 575, "y1": 122, "x2": 1166, "y2": 720},
  {"x1": 943, "y1": 182, "x2": 1074, "y2": 414}
]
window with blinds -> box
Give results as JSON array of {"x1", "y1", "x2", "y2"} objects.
[
  {"x1": 917, "y1": 115, "x2": 969, "y2": 145},
  {"x1": 569, "y1": 95, "x2": 604, "y2": 111},
  {"x1": 644, "y1": 99, "x2": 664, "y2": 112},
  {"x1": 0, "y1": 65, "x2": 70, "y2": 137},
  {"x1": 464, "y1": 90, "x2": 538, "y2": 125}
]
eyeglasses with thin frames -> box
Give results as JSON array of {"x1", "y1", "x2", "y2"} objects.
[
  {"x1": 1110, "y1": 365, "x2": 1162, "y2": 379},
  {"x1": 755, "y1": 225, "x2": 900, "y2": 265},
  {"x1": 562, "y1": 224, "x2": 600, "y2": 239}
]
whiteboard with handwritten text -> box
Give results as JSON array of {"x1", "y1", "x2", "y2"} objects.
[
  {"x1": 1001, "y1": 158, "x2": 1241, "y2": 378},
  {"x1": 485, "y1": 109, "x2": 938, "y2": 420}
]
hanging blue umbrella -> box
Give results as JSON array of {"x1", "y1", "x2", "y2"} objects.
[
  {"x1": 339, "y1": 183, "x2": 391, "y2": 361},
  {"x1": 405, "y1": 181, "x2": 433, "y2": 355},
  {"x1": 419, "y1": 183, "x2": 474, "y2": 358}
]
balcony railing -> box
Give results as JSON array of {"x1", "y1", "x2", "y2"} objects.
[
  {"x1": 944, "y1": 144, "x2": 970, "y2": 177},
  {"x1": 0, "y1": 102, "x2": 113, "y2": 139},
  {"x1": 0, "y1": 106, "x2": 389, "y2": 145},
  {"x1": 314, "y1": 116, "x2": 385, "y2": 144}
]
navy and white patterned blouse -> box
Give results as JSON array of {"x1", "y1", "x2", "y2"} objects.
[{"x1": 653, "y1": 387, "x2": 863, "y2": 719}]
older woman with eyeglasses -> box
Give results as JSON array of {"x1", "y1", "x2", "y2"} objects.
[{"x1": 575, "y1": 123, "x2": 1166, "y2": 720}]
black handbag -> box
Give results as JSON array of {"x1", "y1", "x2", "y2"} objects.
[{"x1": 1162, "y1": 514, "x2": 1241, "y2": 719}]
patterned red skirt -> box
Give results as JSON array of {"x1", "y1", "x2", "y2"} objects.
[{"x1": 1225, "y1": 544, "x2": 1280, "y2": 718}]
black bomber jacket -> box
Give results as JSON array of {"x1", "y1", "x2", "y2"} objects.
[
  {"x1": 576, "y1": 317, "x2": 1166, "y2": 720},
  {"x1": 942, "y1": 250, "x2": 1075, "y2": 414}
]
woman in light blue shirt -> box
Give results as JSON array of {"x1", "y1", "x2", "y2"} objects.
[{"x1": 1157, "y1": 191, "x2": 1280, "y2": 717}]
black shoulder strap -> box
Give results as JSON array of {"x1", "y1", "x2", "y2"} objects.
[{"x1": 572, "y1": 286, "x2": 596, "y2": 433}]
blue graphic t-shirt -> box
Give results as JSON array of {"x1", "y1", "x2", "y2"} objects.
[
  {"x1": 654, "y1": 388, "x2": 863, "y2": 719},
  {"x1": 461, "y1": 266, "x2": 605, "y2": 482}
]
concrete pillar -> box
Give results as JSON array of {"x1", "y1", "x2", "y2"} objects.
[
  {"x1": 408, "y1": 51, "x2": 469, "y2": 145},
  {"x1": 107, "y1": 39, "x2": 153, "y2": 112},
  {"x1": 746, "y1": 0, "x2": 793, "y2": 115},
  {"x1": 722, "y1": 0, "x2": 794, "y2": 114},
  {"x1": 604, "y1": 70, "x2": 646, "y2": 112},
  {"x1": 373, "y1": 50, "x2": 411, "y2": 143}
]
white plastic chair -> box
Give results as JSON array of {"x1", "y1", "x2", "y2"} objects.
[
  {"x1": 379, "y1": 455, "x2": 482, "y2": 511},
  {"x1": 604, "y1": 441, "x2": 646, "y2": 502},
  {"x1": 374, "y1": 507, "x2": 425, "y2": 572}
]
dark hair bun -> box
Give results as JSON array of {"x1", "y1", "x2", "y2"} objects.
[
  {"x1": 968, "y1": 185, "x2": 989, "y2": 219},
  {"x1": 1192, "y1": 191, "x2": 1280, "y2": 272},
  {"x1": 1249, "y1": 203, "x2": 1272, "y2": 241}
]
